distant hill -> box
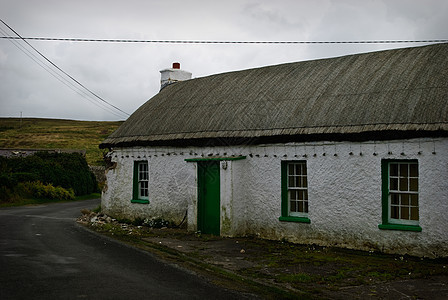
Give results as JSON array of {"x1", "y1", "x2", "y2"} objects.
[{"x1": 0, "y1": 118, "x2": 123, "y2": 165}]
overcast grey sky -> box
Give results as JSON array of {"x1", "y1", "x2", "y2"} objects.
[{"x1": 1, "y1": 0, "x2": 447, "y2": 121}]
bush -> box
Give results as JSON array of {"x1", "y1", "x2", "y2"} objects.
[
  {"x1": 0, "y1": 152, "x2": 98, "y2": 196},
  {"x1": 20, "y1": 181, "x2": 75, "y2": 201},
  {"x1": 12, "y1": 172, "x2": 39, "y2": 183},
  {"x1": 0, "y1": 173, "x2": 17, "y2": 189},
  {"x1": 0, "y1": 185, "x2": 15, "y2": 202}
]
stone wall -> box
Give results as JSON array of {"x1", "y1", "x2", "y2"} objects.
[{"x1": 0, "y1": 148, "x2": 86, "y2": 158}]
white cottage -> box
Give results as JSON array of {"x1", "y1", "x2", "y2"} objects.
[{"x1": 100, "y1": 44, "x2": 448, "y2": 257}]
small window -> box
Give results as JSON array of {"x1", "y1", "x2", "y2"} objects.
[
  {"x1": 132, "y1": 161, "x2": 149, "y2": 204},
  {"x1": 379, "y1": 160, "x2": 421, "y2": 231},
  {"x1": 280, "y1": 161, "x2": 310, "y2": 223}
]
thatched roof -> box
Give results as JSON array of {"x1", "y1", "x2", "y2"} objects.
[{"x1": 101, "y1": 43, "x2": 448, "y2": 148}]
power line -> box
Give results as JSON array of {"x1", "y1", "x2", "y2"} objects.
[
  {"x1": 0, "y1": 19, "x2": 130, "y2": 118},
  {"x1": 1, "y1": 36, "x2": 447, "y2": 44},
  {"x1": 0, "y1": 27, "x2": 126, "y2": 119}
]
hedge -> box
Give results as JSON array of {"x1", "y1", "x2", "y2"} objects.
[{"x1": 0, "y1": 152, "x2": 98, "y2": 198}]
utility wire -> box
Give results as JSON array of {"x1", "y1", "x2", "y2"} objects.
[
  {"x1": 1, "y1": 36, "x2": 447, "y2": 44},
  {"x1": 0, "y1": 27, "x2": 126, "y2": 119},
  {"x1": 1, "y1": 22, "x2": 446, "y2": 118},
  {"x1": 0, "y1": 19, "x2": 130, "y2": 118}
]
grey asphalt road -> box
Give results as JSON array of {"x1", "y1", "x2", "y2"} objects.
[{"x1": 0, "y1": 199, "x2": 247, "y2": 299}]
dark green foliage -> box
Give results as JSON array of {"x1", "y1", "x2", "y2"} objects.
[
  {"x1": 0, "y1": 152, "x2": 98, "y2": 200},
  {"x1": 0, "y1": 172, "x2": 16, "y2": 189},
  {"x1": 12, "y1": 172, "x2": 39, "y2": 183}
]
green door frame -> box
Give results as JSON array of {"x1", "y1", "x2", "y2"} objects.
[{"x1": 185, "y1": 156, "x2": 246, "y2": 236}]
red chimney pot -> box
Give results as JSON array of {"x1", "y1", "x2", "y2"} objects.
[{"x1": 172, "y1": 62, "x2": 180, "y2": 69}]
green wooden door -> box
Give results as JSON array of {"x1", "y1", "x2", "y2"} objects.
[{"x1": 197, "y1": 161, "x2": 220, "y2": 235}]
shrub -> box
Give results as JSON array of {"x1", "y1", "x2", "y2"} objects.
[
  {"x1": 0, "y1": 173, "x2": 17, "y2": 189},
  {"x1": 12, "y1": 172, "x2": 38, "y2": 183},
  {"x1": 0, "y1": 185, "x2": 15, "y2": 202},
  {"x1": 0, "y1": 152, "x2": 98, "y2": 196},
  {"x1": 20, "y1": 181, "x2": 75, "y2": 200}
]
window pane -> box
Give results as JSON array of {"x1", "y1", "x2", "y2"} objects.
[
  {"x1": 387, "y1": 161, "x2": 419, "y2": 224},
  {"x1": 391, "y1": 193, "x2": 399, "y2": 205},
  {"x1": 289, "y1": 190, "x2": 297, "y2": 200},
  {"x1": 290, "y1": 201, "x2": 297, "y2": 212},
  {"x1": 298, "y1": 201, "x2": 304, "y2": 212},
  {"x1": 288, "y1": 165, "x2": 294, "y2": 175},
  {"x1": 302, "y1": 176, "x2": 308, "y2": 188},
  {"x1": 296, "y1": 176, "x2": 301, "y2": 187},
  {"x1": 136, "y1": 162, "x2": 149, "y2": 199},
  {"x1": 391, "y1": 206, "x2": 399, "y2": 219},
  {"x1": 410, "y1": 207, "x2": 419, "y2": 220},
  {"x1": 288, "y1": 177, "x2": 295, "y2": 187},
  {"x1": 390, "y1": 163, "x2": 398, "y2": 176},
  {"x1": 141, "y1": 181, "x2": 148, "y2": 190},
  {"x1": 401, "y1": 194, "x2": 409, "y2": 205},
  {"x1": 399, "y1": 178, "x2": 408, "y2": 191},
  {"x1": 140, "y1": 181, "x2": 148, "y2": 197},
  {"x1": 138, "y1": 162, "x2": 148, "y2": 180},
  {"x1": 410, "y1": 163, "x2": 418, "y2": 177},
  {"x1": 296, "y1": 164, "x2": 302, "y2": 175},
  {"x1": 400, "y1": 164, "x2": 408, "y2": 177},
  {"x1": 410, "y1": 178, "x2": 418, "y2": 192},
  {"x1": 401, "y1": 206, "x2": 410, "y2": 220},
  {"x1": 390, "y1": 178, "x2": 398, "y2": 190},
  {"x1": 286, "y1": 162, "x2": 308, "y2": 216}
]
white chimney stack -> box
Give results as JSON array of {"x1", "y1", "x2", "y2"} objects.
[{"x1": 160, "y1": 62, "x2": 192, "y2": 90}]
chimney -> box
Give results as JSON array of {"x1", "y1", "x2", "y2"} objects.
[{"x1": 160, "y1": 62, "x2": 192, "y2": 90}]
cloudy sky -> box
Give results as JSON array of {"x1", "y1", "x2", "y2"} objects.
[{"x1": 1, "y1": 0, "x2": 447, "y2": 121}]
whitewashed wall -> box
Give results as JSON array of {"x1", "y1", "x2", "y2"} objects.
[
  {"x1": 102, "y1": 149, "x2": 196, "y2": 224},
  {"x1": 102, "y1": 137, "x2": 448, "y2": 257}
]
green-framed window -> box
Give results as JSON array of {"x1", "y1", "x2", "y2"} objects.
[
  {"x1": 279, "y1": 161, "x2": 311, "y2": 223},
  {"x1": 379, "y1": 160, "x2": 421, "y2": 232},
  {"x1": 132, "y1": 161, "x2": 149, "y2": 204}
]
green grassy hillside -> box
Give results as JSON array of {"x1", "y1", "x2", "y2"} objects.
[{"x1": 0, "y1": 118, "x2": 123, "y2": 165}]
